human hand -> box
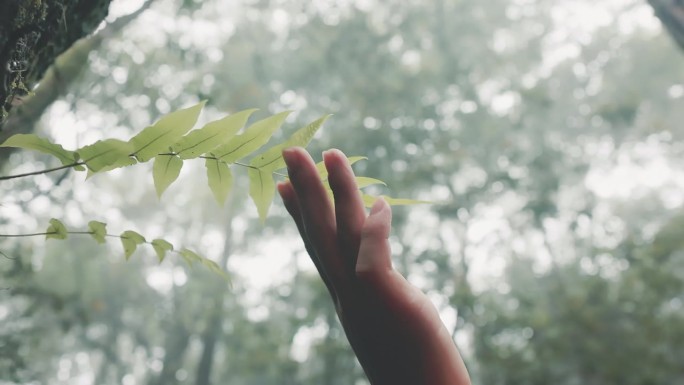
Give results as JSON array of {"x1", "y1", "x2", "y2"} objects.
[{"x1": 278, "y1": 147, "x2": 471, "y2": 385}]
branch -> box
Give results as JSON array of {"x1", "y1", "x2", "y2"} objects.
[
  {"x1": 0, "y1": 0, "x2": 158, "y2": 165},
  {"x1": 648, "y1": 0, "x2": 684, "y2": 52},
  {"x1": 0, "y1": 162, "x2": 84, "y2": 181},
  {"x1": 0, "y1": 157, "x2": 287, "y2": 182}
]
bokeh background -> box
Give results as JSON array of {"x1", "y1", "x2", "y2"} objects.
[{"x1": 1, "y1": 0, "x2": 684, "y2": 384}]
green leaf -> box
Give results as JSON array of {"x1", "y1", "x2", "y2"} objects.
[
  {"x1": 355, "y1": 177, "x2": 387, "y2": 188},
  {"x1": 382, "y1": 196, "x2": 433, "y2": 205},
  {"x1": 205, "y1": 158, "x2": 233, "y2": 206},
  {"x1": 175, "y1": 109, "x2": 257, "y2": 159},
  {"x1": 77, "y1": 139, "x2": 135, "y2": 173},
  {"x1": 1, "y1": 134, "x2": 78, "y2": 166},
  {"x1": 153, "y1": 155, "x2": 183, "y2": 198},
  {"x1": 151, "y1": 239, "x2": 173, "y2": 262},
  {"x1": 88, "y1": 221, "x2": 107, "y2": 244},
  {"x1": 248, "y1": 168, "x2": 276, "y2": 223},
  {"x1": 200, "y1": 258, "x2": 229, "y2": 280},
  {"x1": 315, "y1": 156, "x2": 367, "y2": 180},
  {"x1": 180, "y1": 248, "x2": 202, "y2": 266},
  {"x1": 121, "y1": 230, "x2": 146, "y2": 260},
  {"x1": 251, "y1": 115, "x2": 331, "y2": 171},
  {"x1": 130, "y1": 101, "x2": 206, "y2": 162},
  {"x1": 214, "y1": 111, "x2": 291, "y2": 163},
  {"x1": 46, "y1": 218, "x2": 68, "y2": 240},
  {"x1": 361, "y1": 194, "x2": 432, "y2": 208}
]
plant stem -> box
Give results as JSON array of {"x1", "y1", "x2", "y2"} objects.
[
  {"x1": 0, "y1": 162, "x2": 84, "y2": 181},
  {"x1": 0, "y1": 232, "x2": 55, "y2": 237},
  {"x1": 234, "y1": 161, "x2": 258, "y2": 170},
  {"x1": 0, "y1": 155, "x2": 290, "y2": 182}
]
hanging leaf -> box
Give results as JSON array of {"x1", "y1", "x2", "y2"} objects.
[
  {"x1": 382, "y1": 196, "x2": 433, "y2": 205},
  {"x1": 46, "y1": 218, "x2": 68, "y2": 240},
  {"x1": 1, "y1": 134, "x2": 78, "y2": 166},
  {"x1": 121, "y1": 230, "x2": 146, "y2": 260},
  {"x1": 130, "y1": 101, "x2": 206, "y2": 162},
  {"x1": 315, "y1": 156, "x2": 367, "y2": 180},
  {"x1": 152, "y1": 155, "x2": 183, "y2": 198},
  {"x1": 205, "y1": 158, "x2": 233, "y2": 206},
  {"x1": 214, "y1": 111, "x2": 291, "y2": 164},
  {"x1": 88, "y1": 221, "x2": 107, "y2": 244},
  {"x1": 175, "y1": 109, "x2": 257, "y2": 159},
  {"x1": 180, "y1": 248, "x2": 202, "y2": 266},
  {"x1": 201, "y1": 258, "x2": 229, "y2": 280},
  {"x1": 251, "y1": 115, "x2": 331, "y2": 171},
  {"x1": 248, "y1": 168, "x2": 276, "y2": 223},
  {"x1": 361, "y1": 194, "x2": 432, "y2": 208},
  {"x1": 355, "y1": 177, "x2": 387, "y2": 188},
  {"x1": 151, "y1": 239, "x2": 174, "y2": 262},
  {"x1": 77, "y1": 139, "x2": 135, "y2": 173}
]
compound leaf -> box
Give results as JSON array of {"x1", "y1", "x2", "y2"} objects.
[
  {"x1": 151, "y1": 239, "x2": 173, "y2": 262},
  {"x1": 1, "y1": 134, "x2": 78, "y2": 166},
  {"x1": 77, "y1": 139, "x2": 135, "y2": 173},
  {"x1": 46, "y1": 218, "x2": 68, "y2": 240},
  {"x1": 355, "y1": 177, "x2": 387, "y2": 188},
  {"x1": 201, "y1": 258, "x2": 229, "y2": 280},
  {"x1": 121, "y1": 230, "x2": 146, "y2": 260},
  {"x1": 153, "y1": 155, "x2": 183, "y2": 197},
  {"x1": 361, "y1": 194, "x2": 432, "y2": 208},
  {"x1": 248, "y1": 168, "x2": 276, "y2": 223},
  {"x1": 205, "y1": 158, "x2": 233, "y2": 206},
  {"x1": 175, "y1": 108, "x2": 257, "y2": 159},
  {"x1": 130, "y1": 101, "x2": 206, "y2": 162},
  {"x1": 382, "y1": 196, "x2": 433, "y2": 206},
  {"x1": 251, "y1": 115, "x2": 331, "y2": 171},
  {"x1": 214, "y1": 111, "x2": 291, "y2": 163},
  {"x1": 88, "y1": 221, "x2": 107, "y2": 244},
  {"x1": 180, "y1": 248, "x2": 202, "y2": 266}
]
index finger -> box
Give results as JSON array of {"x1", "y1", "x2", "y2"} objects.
[{"x1": 283, "y1": 147, "x2": 347, "y2": 287}]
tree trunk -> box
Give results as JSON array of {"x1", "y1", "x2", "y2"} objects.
[
  {"x1": 648, "y1": 0, "x2": 684, "y2": 52},
  {"x1": 0, "y1": 0, "x2": 111, "y2": 127},
  {"x1": 195, "y1": 198, "x2": 235, "y2": 385},
  {"x1": 0, "y1": 1, "x2": 154, "y2": 167}
]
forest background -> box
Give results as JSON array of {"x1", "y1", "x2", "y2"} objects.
[{"x1": 1, "y1": 0, "x2": 684, "y2": 384}]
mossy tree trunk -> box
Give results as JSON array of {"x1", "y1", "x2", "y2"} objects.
[
  {"x1": 649, "y1": 0, "x2": 684, "y2": 52},
  {"x1": 0, "y1": 0, "x2": 111, "y2": 126},
  {"x1": 0, "y1": 0, "x2": 153, "y2": 168}
]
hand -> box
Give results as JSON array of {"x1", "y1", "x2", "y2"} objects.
[{"x1": 278, "y1": 147, "x2": 471, "y2": 385}]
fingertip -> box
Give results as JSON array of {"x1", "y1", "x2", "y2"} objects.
[
  {"x1": 369, "y1": 197, "x2": 389, "y2": 216},
  {"x1": 283, "y1": 146, "x2": 312, "y2": 171},
  {"x1": 276, "y1": 181, "x2": 289, "y2": 198},
  {"x1": 323, "y1": 148, "x2": 349, "y2": 172}
]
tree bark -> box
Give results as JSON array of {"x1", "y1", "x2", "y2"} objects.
[
  {"x1": 0, "y1": 1, "x2": 154, "y2": 167},
  {"x1": 195, "y1": 198, "x2": 235, "y2": 385},
  {"x1": 648, "y1": 0, "x2": 684, "y2": 52},
  {"x1": 0, "y1": 0, "x2": 112, "y2": 127}
]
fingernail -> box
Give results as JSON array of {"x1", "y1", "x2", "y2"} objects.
[
  {"x1": 370, "y1": 197, "x2": 387, "y2": 215},
  {"x1": 322, "y1": 148, "x2": 338, "y2": 162}
]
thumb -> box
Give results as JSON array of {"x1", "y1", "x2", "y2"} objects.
[{"x1": 356, "y1": 198, "x2": 393, "y2": 275}]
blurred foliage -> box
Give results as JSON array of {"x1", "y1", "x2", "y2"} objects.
[{"x1": 1, "y1": 0, "x2": 683, "y2": 384}]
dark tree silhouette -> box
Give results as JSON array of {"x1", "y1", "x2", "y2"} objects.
[
  {"x1": 0, "y1": 1, "x2": 111, "y2": 125},
  {"x1": 649, "y1": 0, "x2": 684, "y2": 51}
]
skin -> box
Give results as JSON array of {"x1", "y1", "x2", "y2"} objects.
[{"x1": 278, "y1": 147, "x2": 471, "y2": 385}]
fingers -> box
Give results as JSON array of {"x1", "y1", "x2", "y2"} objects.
[
  {"x1": 356, "y1": 198, "x2": 393, "y2": 275},
  {"x1": 282, "y1": 147, "x2": 347, "y2": 286},
  {"x1": 277, "y1": 181, "x2": 335, "y2": 296},
  {"x1": 324, "y1": 149, "x2": 367, "y2": 272}
]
